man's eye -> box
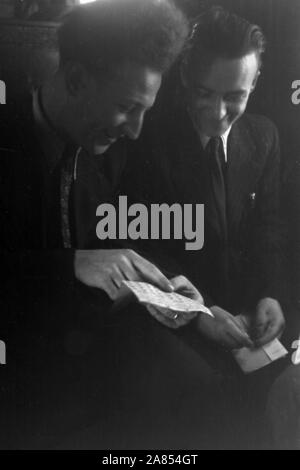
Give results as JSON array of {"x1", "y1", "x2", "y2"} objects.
[
  {"x1": 118, "y1": 104, "x2": 134, "y2": 113},
  {"x1": 226, "y1": 93, "x2": 247, "y2": 103}
]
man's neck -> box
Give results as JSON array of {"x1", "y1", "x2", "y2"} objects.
[{"x1": 187, "y1": 108, "x2": 232, "y2": 161}]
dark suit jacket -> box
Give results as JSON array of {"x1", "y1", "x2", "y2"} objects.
[
  {"x1": 0, "y1": 92, "x2": 129, "y2": 250},
  {"x1": 0, "y1": 92, "x2": 131, "y2": 352},
  {"x1": 122, "y1": 101, "x2": 286, "y2": 313}
]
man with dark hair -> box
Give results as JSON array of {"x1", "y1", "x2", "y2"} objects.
[
  {"x1": 183, "y1": 6, "x2": 266, "y2": 72},
  {"x1": 122, "y1": 6, "x2": 300, "y2": 448},
  {"x1": 55, "y1": 0, "x2": 187, "y2": 158},
  {"x1": 1, "y1": 0, "x2": 195, "y2": 304},
  {"x1": 125, "y1": 5, "x2": 285, "y2": 349},
  {"x1": 1, "y1": 0, "x2": 211, "y2": 449},
  {"x1": 179, "y1": 6, "x2": 285, "y2": 348}
]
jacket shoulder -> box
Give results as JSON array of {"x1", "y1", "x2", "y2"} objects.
[{"x1": 239, "y1": 113, "x2": 279, "y2": 144}]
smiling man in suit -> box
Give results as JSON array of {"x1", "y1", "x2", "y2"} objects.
[
  {"x1": 179, "y1": 6, "x2": 286, "y2": 349},
  {"x1": 124, "y1": 6, "x2": 286, "y2": 351},
  {"x1": 120, "y1": 6, "x2": 299, "y2": 447}
]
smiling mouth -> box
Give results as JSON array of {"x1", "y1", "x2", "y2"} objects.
[
  {"x1": 211, "y1": 116, "x2": 228, "y2": 125},
  {"x1": 210, "y1": 120, "x2": 229, "y2": 131},
  {"x1": 103, "y1": 130, "x2": 117, "y2": 142}
]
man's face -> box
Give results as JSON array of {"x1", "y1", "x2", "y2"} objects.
[
  {"x1": 183, "y1": 52, "x2": 259, "y2": 137},
  {"x1": 72, "y1": 61, "x2": 162, "y2": 154}
]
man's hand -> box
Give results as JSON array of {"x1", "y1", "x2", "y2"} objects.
[
  {"x1": 250, "y1": 297, "x2": 285, "y2": 346},
  {"x1": 146, "y1": 275, "x2": 203, "y2": 329},
  {"x1": 196, "y1": 305, "x2": 253, "y2": 350},
  {"x1": 170, "y1": 275, "x2": 203, "y2": 302},
  {"x1": 74, "y1": 249, "x2": 173, "y2": 300}
]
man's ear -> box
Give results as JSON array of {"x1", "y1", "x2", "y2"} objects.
[{"x1": 64, "y1": 62, "x2": 90, "y2": 97}]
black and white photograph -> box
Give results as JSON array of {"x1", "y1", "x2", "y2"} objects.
[{"x1": 0, "y1": 0, "x2": 300, "y2": 452}]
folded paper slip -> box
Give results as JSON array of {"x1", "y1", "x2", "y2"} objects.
[{"x1": 120, "y1": 281, "x2": 213, "y2": 316}]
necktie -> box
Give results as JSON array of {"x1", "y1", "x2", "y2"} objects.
[
  {"x1": 205, "y1": 136, "x2": 230, "y2": 302},
  {"x1": 205, "y1": 136, "x2": 228, "y2": 243}
]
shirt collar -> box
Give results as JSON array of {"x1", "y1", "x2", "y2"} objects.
[
  {"x1": 32, "y1": 87, "x2": 66, "y2": 173},
  {"x1": 199, "y1": 126, "x2": 232, "y2": 162}
]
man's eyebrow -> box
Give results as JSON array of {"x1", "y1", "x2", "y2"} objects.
[
  {"x1": 226, "y1": 89, "x2": 248, "y2": 95},
  {"x1": 126, "y1": 99, "x2": 151, "y2": 108},
  {"x1": 194, "y1": 85, "x2": 247, "y2": 95},
  {"x1": 120, "y1": 93, "x2": 153, "y2": 106},
  {"x1": 117, "y1": 99, "x2": 154, "y2": 111}
]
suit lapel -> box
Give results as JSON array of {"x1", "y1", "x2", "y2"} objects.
[
  {"x1": 168, "y1": 107, "x2": 224, "y2": 239},
  {"x1": 226, "y1": 119, "x2": 261, "y2": 237},
  {"x1": 168, "y1": 106, "x2": 206, "y2": 200},
  {"x1": 164, "y1": 108, "x2": 265, "y2": 241}
]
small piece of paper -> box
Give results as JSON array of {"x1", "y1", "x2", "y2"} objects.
[
  {"x1": 233, "y1": 338, "x2": 288, "y2": 374},
  {"x1": 232, "y1": 314, "x2": 288, "y2": 373},
  {"x1": 120, "y1": 280, "x2": 212, "y2": 316},
  {"x1": 232, "y1": 346, "x2": 271, "y2": 374},
  {"x1": 263, "y1": 338, "x2": 288, "y2": 361}
]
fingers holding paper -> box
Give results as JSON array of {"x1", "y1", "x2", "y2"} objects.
[
  {"x1": 196, "y1": 306, "x2": 254, "y2": 350},
  {"x1": 146, "y1": 305, "x2": 196, "y2": 329},
  {"x1": 250, "y1": 297, "x2": 285, "y2": 346},
  {"x1": 74, "y1": 249, "x2": 173, "y2": 300},
  {"x1": 75, "y1": 249, "x2": 208, "y2": 329},
  {"x1": 169, "y1": 275, "x2": 204, "y2": 303},
  {"x1": 146, "y1": 275, "x2": 204, "y2": 328}
]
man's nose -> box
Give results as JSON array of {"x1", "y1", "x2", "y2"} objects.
[
  {"x1": 211, "y1": 97, "x2": 227, "y2": 120},
  {"x1": 124, "y1": 112, "x2": 144, "y2": 140}
]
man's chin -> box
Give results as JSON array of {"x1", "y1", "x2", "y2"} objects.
[
  {"x1": 93, "y1": 143, "x2": 112, "y2": 156},
  {"x1": 203, "y1": 119, "x2": 232, "y2": 137}
]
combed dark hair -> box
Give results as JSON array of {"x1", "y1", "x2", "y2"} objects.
[
  {"x1": 58, "y1": 0, "x2": 189, "y2": 75},
  {"x1": 183, "y1": 6, "x2": 266, "y2": 77}
]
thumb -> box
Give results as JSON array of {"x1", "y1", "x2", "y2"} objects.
[
  {"x1": 170, "y1": 276, "x2": 203, "y2": 302},
  {"x1": 252, "y1": 303, "x2": 269, "y2": 341}
]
